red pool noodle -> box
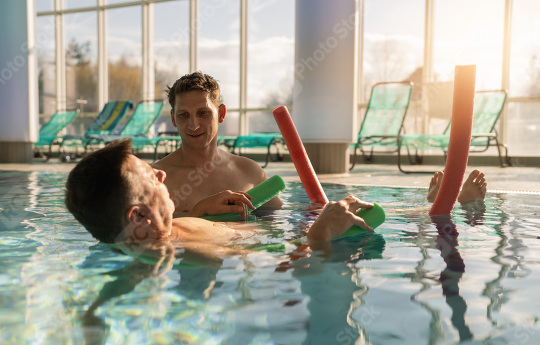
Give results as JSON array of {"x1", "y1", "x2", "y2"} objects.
[
  {"x1": 273, "y1": 106, "x2": 329, "y2": 205},
  {"x1": 429, "y1": 65, "x2": 476, "y2": 216}
]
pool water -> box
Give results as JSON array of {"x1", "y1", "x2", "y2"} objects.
[{"x1": 1, "y1": 170, "x2": 540, "y2": 345}]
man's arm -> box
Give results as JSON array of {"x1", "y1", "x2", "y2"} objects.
[{"x1": 188, "y1": 190, "x2": 255, "y2": 218}]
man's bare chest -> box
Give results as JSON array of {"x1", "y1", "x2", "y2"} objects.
[{"x1": 165, "y1": 167, "x2": 250, "y2": 212}]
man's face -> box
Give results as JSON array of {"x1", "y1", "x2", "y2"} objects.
[
  {"x1": 123, "y1": 155, "x2": 175, "y2": 238},
  {"x1": 170, "y1": 90, "x2": 223, "y2": 149}
]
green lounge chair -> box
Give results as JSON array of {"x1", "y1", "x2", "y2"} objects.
[
  {"x1": 57, "y1": 100, "x2": 133, "y2": 159},
  {"x1": 87, "y1": 99, "x2": 165, "y2": 152},
  {"x1": 398, "y1": 90, "x2": 510, "y2": 173},
  {"x1": 34, "y1": 109, "x2": 80, "y2": 159},
  {"x1": 129, "y1": 132, "x2": 182, "y2": 161},
  {"x1": 350, "y1": 81, "x2": 414, "y2": 170},
  {"x1": 222, "y1": 133, "x2": 284, "y2": 168}
]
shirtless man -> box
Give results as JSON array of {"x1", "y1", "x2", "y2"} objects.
[
  {"x1": 427, "y1": 169, "x2": 487, "y2": 204},
  {"x1": 65, "y1": 140, "x2": 375, "y2": 250},
  {"x1": 153, "y1": 72, "x2": 282, "y2": 216}
]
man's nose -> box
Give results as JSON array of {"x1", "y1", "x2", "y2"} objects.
[{"x1": 188, "y1": 116, "x2": 199, "y2": 131}]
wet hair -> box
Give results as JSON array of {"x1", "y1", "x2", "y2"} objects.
[
  {"x1": 166, "y1": 71, "x2": 221, "y2": 110},
  {"x1": 65, "y1": 139, "x2": 133, "y2": 243}
]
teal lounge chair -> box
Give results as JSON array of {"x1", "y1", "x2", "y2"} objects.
[
  {"x1": 222, "y1": 133, "x2": 284, "y2": 168},
  {"x1": 350, "y1": 81, "x2": 414, "y2": 170},
  {"x1": 398, "y1": 90, "x2": 511, "y2": 173},
  {"x1": 34, "y1": 109, "x2": 80, "y2": 159},
  {"x1": 87, "y1": 99, "x2": 165, "y2": 152},
  {"x1": 130, "y1": 131, "x2": 182, "y2": 161},
  {"x1": 57, "y1": 100, "x2": 133, "y2": 159}
]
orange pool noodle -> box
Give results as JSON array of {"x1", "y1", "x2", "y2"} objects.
[
  {"x1": 273, "y1": 106, "x2": 329, "y2": 205},
  {"x1": 430, "y1": 65, "x2": 476, "y2": 216}
]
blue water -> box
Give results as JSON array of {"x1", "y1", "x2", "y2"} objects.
[{"x1": 1, "y1": 170, "x2": 540, "y2": 345}]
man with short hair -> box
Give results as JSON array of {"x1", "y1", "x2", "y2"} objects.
[
  {"x1": 65, "y1": 140, "x2": 374, "y2": 246},
  {"x1": 153, "y1": 71, "x2": 283, "y2": 216}
]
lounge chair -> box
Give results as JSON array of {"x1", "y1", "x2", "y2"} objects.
[
  {"x1": 87, "y1": 99, "x2": 165, "y2": 152},
  {"x1": 57, "y1": 100, "x2": 133, "y2": 159},
  {"x1": 130, "y1": 131, "x2": 182, "y2": 161},
  {"x1": 221, "y1": 133, "x2": 284, "y2": 168},
  {"x1": 350, "y1": 81, "x2": 414, "y2": 170},
  {"x1": 398, "y1": 90, "x2": 511, "y2": 173},
  {"x1": 34, "y1": 109, "x2": 80, "y2": 160}
]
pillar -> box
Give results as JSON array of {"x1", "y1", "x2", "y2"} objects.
[
  {"x1": 294, "y1": 0, "x2": 359, "y2": 173},
  {"x1": 0, "y1": 0, "x2": 38, "y2": 163}
]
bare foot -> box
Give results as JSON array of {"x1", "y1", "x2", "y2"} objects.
[
  {"x1": 427, "y1": 171, "x2": 444, "y2": 202},
  {"x1": 457, "y1": 169, "x2": 487, "y2": 204}
]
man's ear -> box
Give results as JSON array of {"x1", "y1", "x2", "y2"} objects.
[
  {"x1": 218, "y1": 104, "x2": 226, "y2": 123},
  {"x1": 126, "y1": 205, "x2": 151, "y2": 226},
  {"x1": 125, "y1": 205, "x2": 155, "y2": 241},
  {"x1": 170, "y1": 109, "x2": 177, "y2": 127}
]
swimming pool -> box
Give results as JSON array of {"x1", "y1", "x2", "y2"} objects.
[{"x1": 1, "y1": 170, "x2": 539, "y2": 345}]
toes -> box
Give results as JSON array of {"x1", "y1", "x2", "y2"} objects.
[
  {"x1": 435, "y1": 171, "x2": 444, "y2": 185},
  {"x1": 430, "y1": 171, "x2": 442, "y2": 187},
  {"x1": 475, "y1": 171, "x2": 485, "y2": 181},
  {"x1": 480, "y1": 182, "x2": 487, "y2": 197},
  {"x1": 429, "y1": 176, "x2": 437, "y2": 188},
  {"x1": 467, "y1": 169, "x2": 480, "y2": 182}
]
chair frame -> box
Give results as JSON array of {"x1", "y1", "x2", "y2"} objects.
[
  {"x1": 350, "y1": 81, "x2": 414, "y2": 170},
  {"x1": 397, "y1": 89, "x2": 512, "y2": 174},
  {"x1": 56, "y1": 100, "x2": 133, "y2": 161},
  {"x1": 85, "y1": 99, "x2": 165, "y2": 151},
  {"x1": 34, "y1": 108, "x2": 80, "y2": 160},
  {"x1": 223, "y1": 133, "x2": 284, "y2": 168}
]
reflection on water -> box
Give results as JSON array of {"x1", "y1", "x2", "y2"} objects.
[{"x1": 1, "y1": 172, "x2": 540, "y2": 344}]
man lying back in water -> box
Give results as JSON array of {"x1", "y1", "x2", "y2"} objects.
[{"x1": 65, "y1": 139, "x2": 375, "y2": 248}]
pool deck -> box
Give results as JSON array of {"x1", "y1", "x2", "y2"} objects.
[{"x1": 1, "y1": 160, "x2": 540, "y2": 195}]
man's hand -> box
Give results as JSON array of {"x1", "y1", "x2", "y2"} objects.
[
  {"x1": 189, "y1": 190, "x2": 255, "y2": 219},
  {"x1": 307, "y1": 195, "x2": 374, "y2": 242}
]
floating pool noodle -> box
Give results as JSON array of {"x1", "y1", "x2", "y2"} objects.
[
  {"x1": 337, "y1": 203, "x2": 386, "y2": 238},
  {"x1": 272, "y1": 106, "x2": 329, "y2": 205},
  {"x1": 429, "y1": 65, "x2": 476, "y2": 216},
  {"x1": 202, "y1": 175, "x2": 286, "y2": 221}
]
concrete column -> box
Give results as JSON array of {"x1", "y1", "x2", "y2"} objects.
[
  {"x1": 294, "y1": 0, "x2": 359, "y2": 174},
  {"x1": 0, "y1": 0, "x2": 39, "y2": 163}
]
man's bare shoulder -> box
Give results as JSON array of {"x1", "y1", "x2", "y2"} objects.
[
  {"x1": 152, "y1": 150, "x2": 186, "y2": 171},
  {"x1": 228, "y1": 154, "x2": 283, "y2": 208},
  {"x1": 227, "y1": 153, "x2": 267, "y2": 183}
]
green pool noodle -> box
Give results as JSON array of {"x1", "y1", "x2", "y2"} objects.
[
  {"x1": 251, "y1": 203, "x2": 385, "y2": 252},
  {"x1": 202, "y1": 175, "x2": 286, "y2": 221},
  {"x1": 337, "y1": 203, "x2": 385, "y2": 239},
  {"x1": 250, "y1": 243, "x2": 286, "y2": 253}
]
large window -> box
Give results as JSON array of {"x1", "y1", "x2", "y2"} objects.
[
  {"x1": 432, "y1": 0, "x2": 504, "y2": 90},
  {"x1": 363, "y1": 0, "x2": 425, "y2": 136},
  {"x1": 197, "y1": 0, "x2": 240, "y2": 136},
  {"x1": 246, "y1": 0, "x2": 294, "y2": 133},
  {"x1": 509, "y1": 0, "x2": 540, "y2": 97},
  {"x1": 154, "y1": 1, "x2": 190, "y2": 102},
  {"x1": 64, "y1": 0, "x2": 96, "y2": 10},
  {"x1": 33, "y1": 1, "x2": 540, "y2": 157},
  {"x1": 35, "y1": 0, "x2": 54, "y2": 13},
  {"x1": 36, "y1": 15, "x2": 56, "y2": 115},
  {"x1": 247, "y1": 0, "x2": 294, "y2": 109},
  {"x1": 153, "y1": 1, "x2": 190, "y2": 134},
  {"x1": 107, "y1": 6, "x2": 142, "y2": 103},
  {"x1": 363, "y1": 0, "x2": 425, "y2": 99},
  {"x1": 197, "y1": 0, "x2": 240, "y2": 108},
  {"x1": 506, "y1": 0, "x2": 540, "y2": 156},
  {"x1": 65, "y1": 12, "x2": 98, "y2": 112}
]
